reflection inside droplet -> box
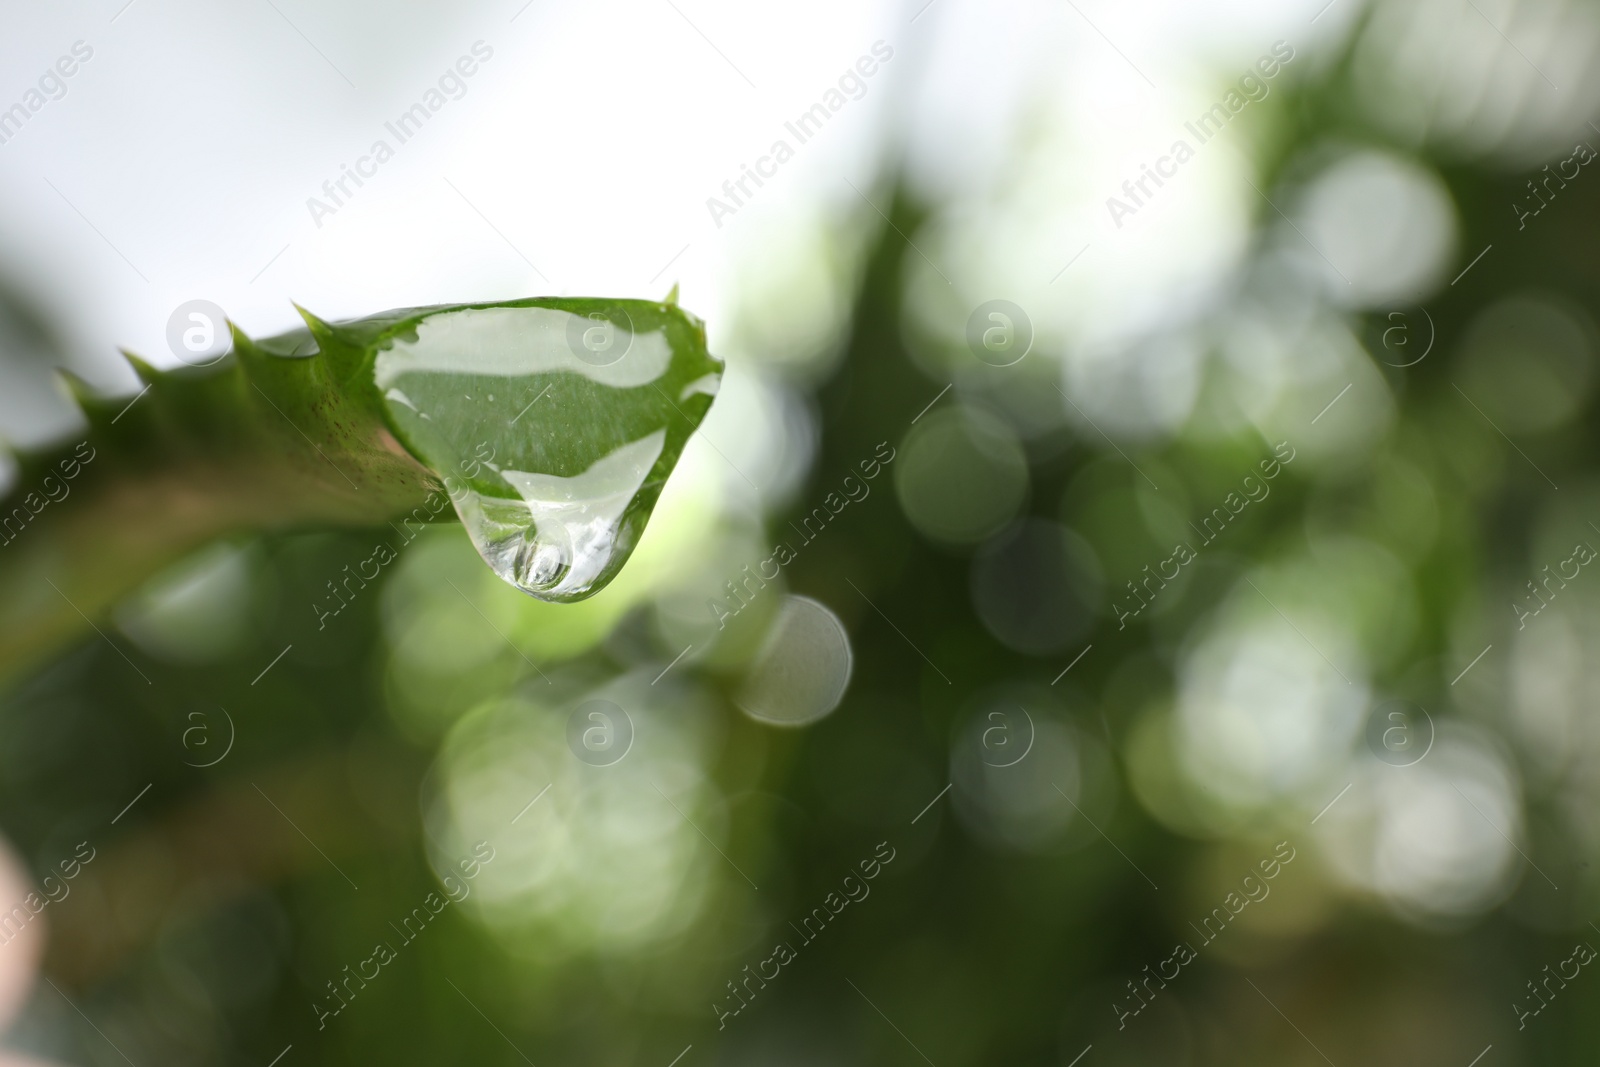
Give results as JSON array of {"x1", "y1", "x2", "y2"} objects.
[
  {"x1": 515, "y1": 537, "x2": 567, "y2": 592},
  {"x1": 445, "y1": 429, "x2": 664, "y2": 601}
]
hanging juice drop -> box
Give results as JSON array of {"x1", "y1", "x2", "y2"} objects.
[{"x1": 370, "y1": 298, "x2": 719, "y2": 602}]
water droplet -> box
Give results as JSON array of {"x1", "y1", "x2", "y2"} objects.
[
  {"x1": 516, "y1": 538, "x2": 567, "y2": 591},
  {"x1": 443, "y1": 430, "x2": 665, "y2": 599},
  {"x1": 373, "y1": 301, "x2": 718, "y2": 602}
]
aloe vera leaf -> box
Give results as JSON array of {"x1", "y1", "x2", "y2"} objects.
[{"x1": 0, "y1": 296, "x2": 720, "y2": 683}]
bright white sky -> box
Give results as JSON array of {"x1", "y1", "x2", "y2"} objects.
[{"x1": 0, "y1": 0, "x2": 1346, "y2": 405}]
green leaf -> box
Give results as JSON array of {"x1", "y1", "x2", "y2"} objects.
[{"x1": 0, "y1": 296, "x2": 720, "y2": 683}]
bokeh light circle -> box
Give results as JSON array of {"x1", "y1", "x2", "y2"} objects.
[
  {"x1": 895, "y1": 406, "x2": 1029, "y2": 546},
  {"x1": 735, "y1": 595, "x2": 853, "y2": 726},
  {"x1": 970, "y1": 519, "x2": 1102, "y2": 655},
  {"x1": 1296, "y1": 149, "x2": 1457, "y2": 307}
]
